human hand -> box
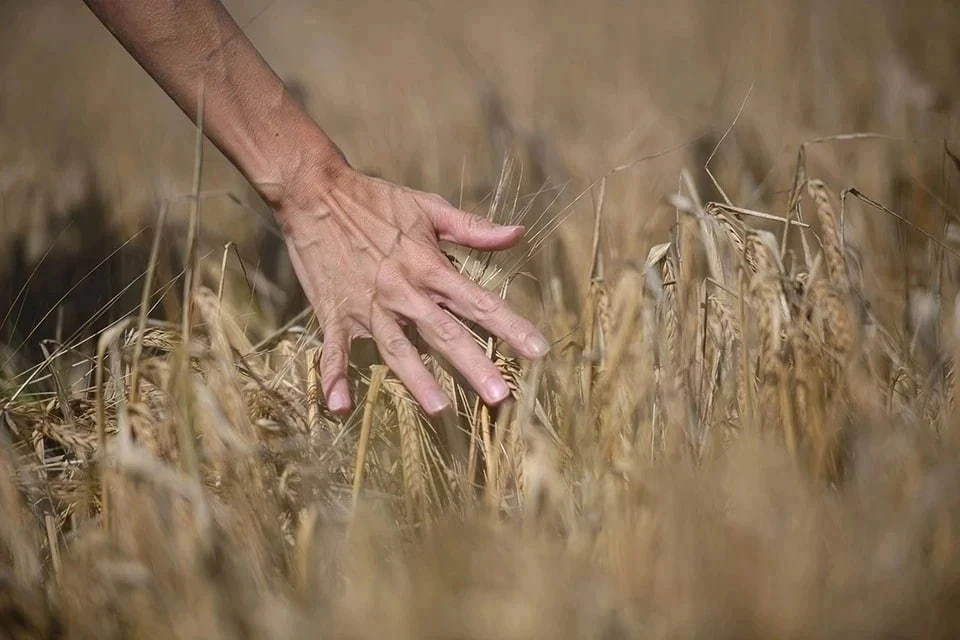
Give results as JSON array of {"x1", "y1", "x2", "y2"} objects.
[{"x1": 275, "y1": 160, "x2": 549, "y2": 416}]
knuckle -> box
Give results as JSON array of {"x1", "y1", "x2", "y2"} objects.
[
  {"x1": 429, "y1": 311, "x2": 461, "y2": 344},
  {"x1": 321, "y1": 341, "x2": 347, "y2": 366},
  {"x1": 375, "y1": 262, "x2": 404, "y2": 287},
  {"x1": 464, "y1": 213, "x2": 486, "y2": 232},
  {"x1": 421, "y1": 252, "x2": 452, "y2": 281},
  {"x1": 382, "y1": 334, "x2": 413, "y2": 360},
  {"x1": 373, "y1": 265, "x2": 407, "y2": 304},
  {"x1": 473, "y1": 289, "x2": 503, "y2": 318}
]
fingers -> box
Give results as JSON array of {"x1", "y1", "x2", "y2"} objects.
[
  {"x1": 371, "y1": 309, "x2": 451, "y2": 416},
  {"x1": 428, "y1": 199, "x2": 525, "y2": 251},
  {"x1": 378, "y1": 264, "x2": 512, "y2": 406},
  {"x1": 418, "y1": 200, "x2": 548, "y2": 360},
  {"x1": 406, "y1": 297, "x2": 512, "y2": 406},
  {"x1": 320, "y1": 326, "x2": 352, "y2": 414},
  {"x1": 428, "y1": 265, "x2": 549, "y2": 360}
]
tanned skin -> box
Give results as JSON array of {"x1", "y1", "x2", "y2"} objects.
[{"x1": 83, "y1": 1, "x2": 549, "y2": 416}]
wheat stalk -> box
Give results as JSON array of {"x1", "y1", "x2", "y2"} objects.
[{"x1": 384, "y1": 378, "x2": 430, "y2": 522}]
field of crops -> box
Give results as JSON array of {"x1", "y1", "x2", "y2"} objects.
[{"x1": 2, "y1": 1, "x2": 960, "y2": 637}]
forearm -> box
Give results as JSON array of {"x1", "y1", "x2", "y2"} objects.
[{"x1": 83, "y1": 0, "x2": 344, "y2": 206}]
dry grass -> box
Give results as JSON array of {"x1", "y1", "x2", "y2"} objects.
[
  {"x1": 3, "y1": 0, "x2": 960, "y2": 638},
  {"x1": 3, "y1": 149, "x2": 960, "y2": 637}
]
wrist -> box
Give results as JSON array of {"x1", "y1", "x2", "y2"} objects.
[
  {"x1": 231, "y1": 84, "x2": 346, "y2": 213},
  {"x1": 275, "y1": 134, "x2": 350, "y2": 214}
]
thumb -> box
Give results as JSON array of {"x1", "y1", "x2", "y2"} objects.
[{"x1": 431, "y1": 202, "x2": 525, "y2": 250}]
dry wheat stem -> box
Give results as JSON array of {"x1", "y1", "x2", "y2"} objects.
[
  {"x1": 352, "y1": 364, "x2": 387, "y2": 513},
  {"x1": 130, "y1": 201, "x2": 169, "y2": 405}
]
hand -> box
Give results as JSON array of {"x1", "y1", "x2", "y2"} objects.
[{"x1": 275, "y1": 160, "x2": 550, "y2": 416}]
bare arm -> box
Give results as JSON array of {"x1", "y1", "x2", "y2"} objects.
[
  {"x1": 84, "y1": 0, "x2": 549, "y2": 415},
  {"x1": 82, "y1": 0, "x2": 340, "y2": 206}
]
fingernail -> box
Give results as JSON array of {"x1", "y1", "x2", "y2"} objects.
[
  {"x1": 504, "y1": 225, "x2": 525, "y2": 234},
  {"x1": 526, "y1": 333, "x2": 550, "y2": 358},
  {"x1": 328, "y1": 387, "x2": 351, "y2": 414},
  {"x1": 482, "y1": 375, "x2": 510, "y2": 404},
  {"x1": 423, "y1": 389, "x2": 451, "y2": 415}
]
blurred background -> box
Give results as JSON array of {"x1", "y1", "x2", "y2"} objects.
[
  {"x1": 3, "y1": 3, "x2": 960, "y2": 637},
  {"x1": 1, "y1": 0, "x2": 957, "y2": 370}
]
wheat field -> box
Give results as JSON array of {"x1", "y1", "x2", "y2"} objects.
[{"x1": 2, "y1": 0, "x2": 960, "y2": 638}]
